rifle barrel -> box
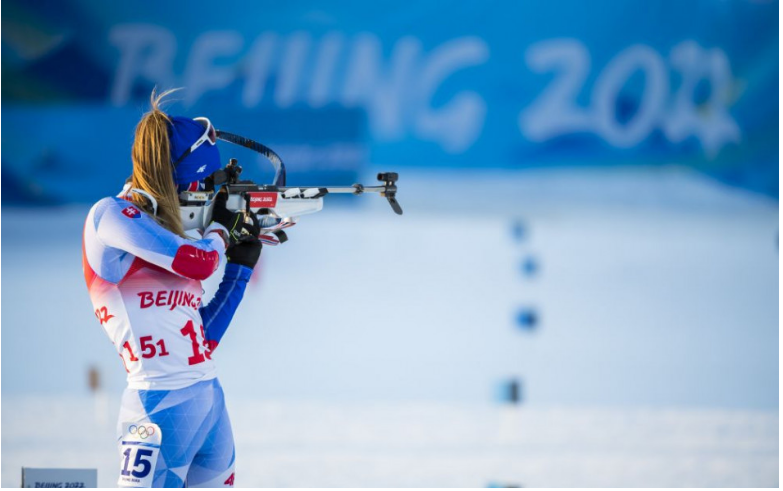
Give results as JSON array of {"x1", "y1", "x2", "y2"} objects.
[{"x1": 277, "y1": 186, "x2": 388, "y2": 194}]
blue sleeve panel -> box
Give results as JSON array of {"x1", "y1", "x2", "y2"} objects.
[{"x1": 199, "y1": 262, "x2": 253, "y2": 350}]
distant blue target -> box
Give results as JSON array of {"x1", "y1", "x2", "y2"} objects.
[
  {"x1": 520, "y1": 256, "x2": 539, "y2": 277},
  {"x1": 515, "y1": 308, "x2": 538, "y2": 331},
  {"x1": 510, "y1": 220, "x2": 527, "y2": 243}
]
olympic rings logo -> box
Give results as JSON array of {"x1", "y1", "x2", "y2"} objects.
[{"x1": 128, "y1": 424, "x2": 156, "y2": 439}]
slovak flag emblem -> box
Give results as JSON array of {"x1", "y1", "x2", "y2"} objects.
[{"x1": 122, "y1": 206, "x2": 141, "y2": 219}]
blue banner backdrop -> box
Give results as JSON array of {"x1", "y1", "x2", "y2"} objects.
[{"x1": 2, "y1": 0, "x2": 778, "y2": 203}]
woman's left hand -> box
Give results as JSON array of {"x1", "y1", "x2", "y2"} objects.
[{"x1": 226, "y1": 238, "x2": 262, "y2": 269}]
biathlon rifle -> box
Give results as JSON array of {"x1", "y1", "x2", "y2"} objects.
[{"x1": 178, "y1": 130, "x2": 402, "y2": 246}]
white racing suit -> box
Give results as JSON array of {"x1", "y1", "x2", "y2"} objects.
[{"x1": 83, "y1": 196, "x2": 252, "y2": 487}]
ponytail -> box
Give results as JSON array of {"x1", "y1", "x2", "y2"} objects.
[{"x1": 129, "y1": 88, "x2": 186, "y2": 237}]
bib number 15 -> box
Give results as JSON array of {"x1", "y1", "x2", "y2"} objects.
[
  {"x1": 121, "y1": 448, "x2": 153, "y2": 479},
  {"x1": 118, "y1": 422, "x2": 161, "y2": 488}
]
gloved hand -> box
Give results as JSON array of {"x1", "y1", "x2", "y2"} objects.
[
  {"x1": 226, "y1": 238, "x2": 262, "y2": 269},
  {"x1": 209, "y1": 188, "x2": 261, "y2": 245}
]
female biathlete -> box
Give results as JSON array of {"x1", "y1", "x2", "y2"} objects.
[{"x1": 82, "y1": 90, "x2": 260, "y2": 487}]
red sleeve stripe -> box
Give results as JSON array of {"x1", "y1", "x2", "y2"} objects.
[{"x1": 171, "y1": 244, "x2": 219, "y2": 280}]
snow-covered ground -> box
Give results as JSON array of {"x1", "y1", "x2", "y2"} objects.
[
  {"x1": 1, "y1": 168, "x2": 778, "y2": 486},
  {"x1": 2, "y1": 396, "x2": 778, "y2": 487}
]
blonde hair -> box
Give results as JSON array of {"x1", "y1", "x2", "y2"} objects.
[{"x1": 129, "y1": 88, "x2": 186, "y2": 237}]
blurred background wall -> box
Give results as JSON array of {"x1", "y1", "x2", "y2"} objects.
[
  {"x1": 2, "y1": 0, "x2": 778, "y2": 200},
  {"x1": 1, "y1": 0, "x2": 779, "y2": 487}
]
